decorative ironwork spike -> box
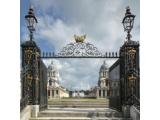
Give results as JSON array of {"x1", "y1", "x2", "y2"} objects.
[
  {"x1": 46, "y1": 52, "x2": 48, "y2": 57},
  {"x1": 49, "y1": 52, "x2": 51, "y2": 57},
  {"x1": 109, "y1": 52, "x2": 111, "y2": 57},
  {"x1": 112, "y1": 52, "x2": 114, "y2": 57},
  {"x1": 106, "y1": 52, "x2": 107, "y2": 57},
  {"x1": 58, "y1": 40, "x2": 102, "y2": 57}
]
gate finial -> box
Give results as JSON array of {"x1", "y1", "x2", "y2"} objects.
[{"x1": 74, "y1": 34, "x2": 86, "y2": 43}]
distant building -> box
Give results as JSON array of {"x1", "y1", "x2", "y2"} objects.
[
  {"x1": 96, "y1": 61, "x2": 109, "y2": 98},
  {"x1": 47, "y1": 61, "x2": 69, "y2": 98},
  {"x1": 72, "y1": 90, "x2": 85, "y2": 98},
  {"x1": 86, "y1": 87, "x2": 97, "y2": 98}
]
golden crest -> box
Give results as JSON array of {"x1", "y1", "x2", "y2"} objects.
[{"x1": 74, "y1": 34, "x2": 86, "y2": 43}]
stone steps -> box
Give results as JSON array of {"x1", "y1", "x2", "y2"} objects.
[
  {"x1": 49, "y1": 102, "x2": 108, "y2": 105},
  {"x1": 48, "y1": 99, "x2": 109, "y2": 105},
  {"x1": 29, "y1": 99, "x2": 131, "y2": 120},
  {"x1": 46, "y1": 107, "x2": 116, "y2": 112},
  {"x1": 48, "y1": 104, "x2": 108, "y2": 108},
  {"x1": 30, "y1": 117, "x2": 132, "y2": 120},
  {"x1": 38, "y1": 108, "x2": 122, "y2": 117}
]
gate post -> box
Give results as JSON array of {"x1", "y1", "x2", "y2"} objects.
[
  {"x1": 21, "y1": 6, "x2": 48, "y2": 118},
  {"x1": 119, "y1": 7, "x2": 140, "y2": 114},
  {"x1": 119, "y1": 41, "x2": 139, "y2": 110},
  {"x1": 21, "y1": 40, "x2": 41, "y2": 117}
]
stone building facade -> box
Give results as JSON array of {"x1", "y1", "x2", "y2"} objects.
[
  {"x1": 96, "y1": 61, "x2": 109, "y2": 98},
  {"x1": 47, "y1": 61, "x2": 69, "y2": 98}
]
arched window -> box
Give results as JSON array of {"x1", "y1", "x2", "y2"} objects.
[{"x1": 49, "y1": 79, "x2": 52, "y2": 86}]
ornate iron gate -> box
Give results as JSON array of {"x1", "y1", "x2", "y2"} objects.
[{"x1": 20, "y1": 6, "x2": 139, "y2": 112}]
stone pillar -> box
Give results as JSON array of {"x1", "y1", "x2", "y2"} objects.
[
  {"x1": 98, "y1": 90, "x2": 100, "y2": 97},
  {"x1": 105, "y1": 90, "x2": 107, "y2": 97},
  {"x1": 54, "y1": 90, "x2": 56, "y2": 98},
  {"x1": 31, "y1": 105, "x2": 39, "y2": 118},
  {"x1": 58, "y1": 89, "x2": 61, "y2": 98},
  {"x1": 101, "y1": 90, "x2": 103, "y2": 98},
  {"x1": 52, "y1": 90, "x2": 54, "y2": 97},
  {"x1": 50, "y1": 90, "x2": 52, "y2": 99},
  {"x1": 122, "y1": 105, "x2": 130, "y2": 118},
  {"x1": 97, "y1": 89, "x2": 99, "y2": 98}
]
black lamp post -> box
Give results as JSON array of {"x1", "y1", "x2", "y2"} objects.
[
  {"x1": 122, "y1": 6, "x2": 135, "y2": 41},
  {"x1": 25, "y1": 6, "x2": 38, "y2": 41}
]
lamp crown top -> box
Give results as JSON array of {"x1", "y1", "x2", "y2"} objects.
[
  {"x1": 125, "y1": 6, "x2": 131, "y2": 15},
  {"x1": 25, "y1": 6, "x2": 38, "y2": 24},
  {"x1": 27, "y1": 7, "x2": 35, "y2": 17}
]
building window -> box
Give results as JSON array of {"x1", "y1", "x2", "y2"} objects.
[
  {"x1": 103, "y1": 90, "x2": 105, "y2": 97},
  {"x1": 56, "y1": 90, "x2": 58, "y2": 95},
  {"x1": 99, "y1": 90, "x2": 101, "y2": 97},
  {"x1": 48, "y1": 90, "x2": 50, "y2": 96},
  {"x1": 52, "y1": 90, "x2": 54, "y2": 97},
  {"x1": 49, "y1": 80, "x2": 52, "y2": 86}
]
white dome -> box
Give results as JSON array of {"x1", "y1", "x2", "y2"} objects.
[
  {"x1": 100, "y1": 61, "x2": 109, "y2": 71},
  {"x1": 48, "y1": 61, "x2": 57, "y2": 71}
]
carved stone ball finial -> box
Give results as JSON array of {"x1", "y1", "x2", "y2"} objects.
[{"x1": 74, "y1": 34, "x2": 86, "y2": 43}]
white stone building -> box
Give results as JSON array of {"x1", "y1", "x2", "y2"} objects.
[
  {"x1": 47, "y1": 61, "x2": 69, "y2": 98},
  {"x1": 96, "y1": 61, "x2": 109, "y2": 98},
  {"x1": 72, "y1": 91, "x2": 85, "y2": 98}
]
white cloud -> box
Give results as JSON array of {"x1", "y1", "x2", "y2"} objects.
[{"x1": 32, "y1": 0, "x2": 139, "y2": 52}]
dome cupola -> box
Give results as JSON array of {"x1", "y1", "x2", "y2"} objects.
[
  {"x1": 48, "y1": 61, "x2": 57, "y2": 71},
  {"x1": 100, "y1": 61, "x2": 109, "y2": 72}
]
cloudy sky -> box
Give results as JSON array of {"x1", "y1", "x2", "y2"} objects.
[{"x1": 20, "y1": 0, "x2": 139, "y2": 90}]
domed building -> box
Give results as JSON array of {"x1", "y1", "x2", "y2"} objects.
[
  {"x1": 47, "y1": 61, "x2": 69, "y2": 98},
  {"x1": 96, "y1": 61, "x2": 110, "y2": 98},
  {"x1": 47, "y1": 61, "x2": 60, "y2": 87}
]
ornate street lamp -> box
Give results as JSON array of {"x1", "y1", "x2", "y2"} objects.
[
  {"x1": 122, "y1": 6, "x2": 135, "y2": 41},
  {"x1": 25, "y1": 6, "x2": 38, "y2": 41}
]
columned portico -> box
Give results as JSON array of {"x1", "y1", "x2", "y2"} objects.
[
  {"x1": 96, "y1": 61, "x2": 110, "y2": 98},
  {"x1": 97, "y1": 88, "x2": 108, "y2": 98},
  {"x1": 105, "y1": 90, "x2": 107, "y2": 97}
]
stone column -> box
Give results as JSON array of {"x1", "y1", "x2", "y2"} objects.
[
  {"x1": 54, "y1": 90, "x2": 56, "y2": 98},
  {"x1": 31, "y1": 105, "x2": 39, "y2": 118},
  {"x1": 101, "y1": 89, "x2": 103, "y2": 98},
  {"x1": 50, "y1": 90, "x2": 52, "y2": 99},
  {"x1": 98, "y1": 89, "x2": 101, "y2": 98},
  {"x1": 105, "y1": 90, "x2": 107, "y2": 97},
  {"x1": 96, "y1": 89, "x2": 99, "y2": 98},
  {"x1": 58, "y1": 90, "x2": 60, "y2": 98}
]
